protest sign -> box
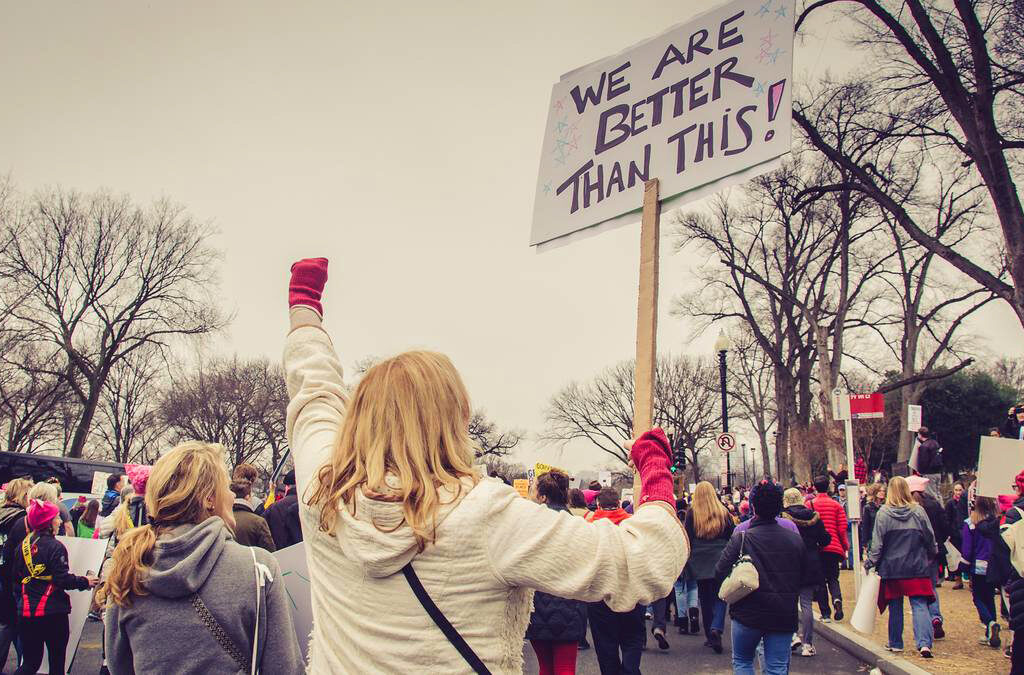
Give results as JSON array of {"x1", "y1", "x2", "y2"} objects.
[
  {"x1": 41, "y1": 537, "x2": 106, "y2": 674},
  {"x1": 531, "y1": 0, "x2": 795, "y2": 246},
  {"x1": 907, "y1": 404, "x2": 922, "y2": 432},
  {"x1": 977, "y1": 436, "x2": 1024, "y2": 497},
  {"x1": 513, "y1": 479, "x2": 530, "y2": 498},
  {"x1": 534, "y1": 462, "x2": 566, "y2": 477},
  {"x1": 90, "y1": 471, "x2": 110, "y2": 496},
  {"x1": 275, "y1": 543, "x2": 313, "y2": 661}
]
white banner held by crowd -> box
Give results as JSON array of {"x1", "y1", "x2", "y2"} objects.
[
  {"x1": 41, "y1": 537, "x2": 106, "y2": 674},
  {"x1": 976, "y1": 436, "x2": 1024, "y2": 497},
  {"x1": 531, "y1": 0, "x2": 795, "y2": 246}
]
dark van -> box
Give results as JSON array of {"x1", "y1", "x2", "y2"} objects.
[{"x1": 0, "y1": 451, "x2": 125, "y2": 495}]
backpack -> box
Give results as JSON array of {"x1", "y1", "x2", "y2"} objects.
[{"x1": 1000, "y1": 507, "x2": 1024, "y2": 576}]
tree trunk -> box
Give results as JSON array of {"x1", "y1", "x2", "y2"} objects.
[{"x1": 67, "y1": 382, "x2": 102, "y2": 458}]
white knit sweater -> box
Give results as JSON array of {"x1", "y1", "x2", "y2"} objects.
[{"x1": 284, "y1": 319, "x2": 688, "y2": 674}]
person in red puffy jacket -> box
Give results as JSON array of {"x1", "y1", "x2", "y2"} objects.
[{"x1": 809, "y1": 475, "x2": 848, "y2": 622}]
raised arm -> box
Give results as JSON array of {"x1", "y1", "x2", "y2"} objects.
[
  {"x1": 283, "y1": 258, "x2": 347, "y2": 494},
  {"x1": 486, "y1": 430, "x2": 688, "y2": 611}
]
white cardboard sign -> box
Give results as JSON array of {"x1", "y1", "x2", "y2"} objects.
[
  {"x1": 42, "y1": 537, "x2": 106, "y2": 674},
  {"x1": 976, "y1": 436, "x2": 1024, "y2": 497},
  {"x1": 274, "y1": 543, "x2": 313, "y2": 662},
  {"x1": 531, "y1": 0, "x2": 795, "y2": 246},
  {"x1": 907, "y1": 405, "x2": 922, "y2": 432}
]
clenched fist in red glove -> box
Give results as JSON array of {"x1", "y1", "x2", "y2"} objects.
[
  {"x1": 288, "y1": 258, "x2": 329, "y2": 316},
  {"x1": 628, "y1": 428, "x2": 675, "y2": 507}
]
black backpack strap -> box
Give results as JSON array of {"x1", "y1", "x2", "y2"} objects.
[{"x1": 402, "y1": 563, "x2": 491, "y2": 675}]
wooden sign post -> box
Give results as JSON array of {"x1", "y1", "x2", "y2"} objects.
[{"x1": 632, "y1": 179, "x2": 660, "y2": 500}]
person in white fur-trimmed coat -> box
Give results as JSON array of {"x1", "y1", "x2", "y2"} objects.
[{"x1": 283, "y1": 257, "x2": 688, "y2": 674}]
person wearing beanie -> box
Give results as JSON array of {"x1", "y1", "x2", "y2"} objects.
[
  {"x1": 907, "y1": 475, "x2": 949, "y2": 639},
  {"x1": 13, "y1": 500, "x2": 98, "y2": 675},
  {"x1": 714, "y1": 480, "x2": 805, "y2": 674},
  {"x1": 125, "y1": 464, "x2": 153, "y2": 531},
  {"x1": 1003, "y1": 469, "x2": 1024, "y2": 670},
  {"x1": 781, "y1": 487, "x2": 831, "y2": 657},
  {"x1": 264, "y1": 468, "x2": 303, "y2": 549}
]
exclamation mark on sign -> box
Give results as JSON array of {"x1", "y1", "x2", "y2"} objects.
[{"x1": 763, "y1": 79, "x2": 786, "y2": 141}]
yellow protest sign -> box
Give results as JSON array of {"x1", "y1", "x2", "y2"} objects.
[
  {"x1": 534, "y1": 462, "x2": 565, "y2": 478},
  {"x1": 513, "y1": 479, "x2": 530, "y2": 498}
]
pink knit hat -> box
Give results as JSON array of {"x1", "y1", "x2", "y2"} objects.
[
  {"x1": 906, "y1": 475, "x2": 929, "y2": 493},
  {"x1": 126, "y1": 464, "x2": 152, "y2": 496},
  {"x1": 26, "y1": 499, "x2": 59, "y2": 532}
]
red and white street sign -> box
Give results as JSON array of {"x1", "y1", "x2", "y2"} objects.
[
  {"x1": 716, "y1": 432, "x2": 737, "y2": 453},
  {"x1": 849, "y1": 393, "x2": 884, "y2": 420}
]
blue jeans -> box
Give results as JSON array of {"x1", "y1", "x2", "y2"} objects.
[
  {"x1": 674, "y1": 578, "x2": 698, "y2": 611},
  {"x1": 887, "y1": 596, "x2": 933, "y2": 650},
  {"x1": 972, "y1": 575, "x2": 997, "y2": 625},
  {"x1": 731, "y1": 620, "x2": 792, "y2": 675},
  {"x1": 928, "y1": 567, "x2": 943, "y2": 623}
]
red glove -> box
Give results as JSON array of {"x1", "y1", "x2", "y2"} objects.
[
  {"x1": 630, "y1": 428, "x2": 675, "y2": 507},
  {"x1": 289, "y1": 258, "x2": 329, "y2": 316}
]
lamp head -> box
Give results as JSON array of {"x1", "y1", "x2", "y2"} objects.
[{"x1": 713, "y1": 330, "x2": 731, "y2": 354}]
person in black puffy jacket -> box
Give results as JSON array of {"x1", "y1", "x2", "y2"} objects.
[
  {"x1": 781, "y1": 488, "x2": 831, "y2": 657},
  {"x1": 525, "y1": 471, "x2": 586, "y2": 673},
  {"x1": 13, "y1": 500, "x2": 98, "y2": 675},
  {"x1": 715, "y1": 480, "x2": 805, "y2": 674}
]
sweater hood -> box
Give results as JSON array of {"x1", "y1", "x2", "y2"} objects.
[
  {"x1": 144, "y1": 517, "x2": 230, "y2": 599},
  {"x1": 332, "y1": 474, "x2": 476, "y2": 578},
  {"x1": 782, "y1": 505, "x2": 819, "y2": 527},
  {"x1": 0, "y1": 504, "x2": 25, "y2": 531},
  {"x1": 883, "y1": 505, "x2": 917, "y2": 522},
  {"x1": 590, "y1": 508, "x2": 631, "y2": 525}
]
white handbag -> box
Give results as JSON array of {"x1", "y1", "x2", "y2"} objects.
[{"x1": 719, "y1": 531, "x2": 760, "y2": 604}]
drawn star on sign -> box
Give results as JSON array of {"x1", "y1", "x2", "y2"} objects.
[
  {"x1": 767, "y1": 47, "x2": 784, "y2": 63},
  {"x1": 756, "y1": 0, "x2": 772, "y2": 17},
  {"x1": 775, "y1": 4, "x2": 787, "y2": 18}
]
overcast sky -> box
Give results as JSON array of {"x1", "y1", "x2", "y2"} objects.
[{"x1": 3, "y1": 1, "x2": 1021, "y2": 473}]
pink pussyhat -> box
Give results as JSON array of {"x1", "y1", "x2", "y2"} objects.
[
  {"x1": 126, "y1": 464, "x2": 152, "y2": 496},
  {"x1": 26, "y1": 499, "x2": 59, "y2": 532},
  {"x1": 906, "y1": 475, "x2": 929, "y2": 493}
]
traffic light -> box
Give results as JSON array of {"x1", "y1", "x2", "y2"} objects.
[{"x1": 668, "y1": 432, "x2": 686, "y2": 473}]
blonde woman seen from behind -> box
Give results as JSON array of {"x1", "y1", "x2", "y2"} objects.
[
  {"x1": 283, "y1": 258, "x2": 688, "y2": 674},
  {"x1": 104, "y1": 442, "x2": 303, "y2": 675}
]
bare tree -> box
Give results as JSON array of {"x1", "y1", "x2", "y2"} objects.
[
  {"x1": 1, "y1": 188, "x2": 226, "y2": 457},
  {"x1": 728, "y1": 328, "x2": 778, "y2": 478},
  {"x1": 468, "y1": 410, "x2": 524, "y2": 460},
  {"x1": 543, "y1": 356, "x2": 721, "y2": 477},
  {"x1": 795, "y1": 0, "x2": 1024, "y2": 324},
  {"x1": 95, "y1": 346, "x2": 168, "y2": 464},
  {"x1": 161, "y1": 356, "x2": 288, "y2": 474},
  {"x1": 0, "y1": 341, "x2": 73, "y2": 454}
]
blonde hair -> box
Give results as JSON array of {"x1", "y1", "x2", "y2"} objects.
[
  {"x1": 307, "y1": 350, "x2": 479, "y2": 551},
  {"x1": 27, "y1": 482, "x2": 59, "y2": 504},
  {"x1": 106, "y1": 442, "x2": 233, "y2": 607},
  {"x1": 691, "y1": 481, "x2": 729, "y2": 539},
  {"x1": 885, "y1": 476, "x2": 915, "y2": 507},
  {"x1": 4, "y1": 478, "x2": 33, "y2": 508}
]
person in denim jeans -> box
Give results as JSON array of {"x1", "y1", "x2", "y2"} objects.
[
  {"x1": 864, "y1": 476, "x2": 937, "y2": 658},
  {"x1": 674, "y1": 576, "x2": 699, "y2": 634},
  {"x1": 714, "y1": 481, "x2": 805, "y2": 675},
  {"x1": 683, "y1": 482, "x2": 735, "y2": 654}
]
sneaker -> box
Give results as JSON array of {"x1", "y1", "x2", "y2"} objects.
[
  {"x1": 833, "y1": 600, "x2": 844, "y2": 622},
  {"x1": 709, "y1": 628, "x2": 724, "y2": 654},
  {"x1": 932, "y1": 617, "x2": 945, "y2": 640},
  {"x1": 1005, "y1": 645, "x2": 1013, "y2": 659},
  {"x1": 791, "y1": 634, "x2": 802, "y2": 651},
  {"x1": 653, "y1": 628, "x2": 669, "y2": 650},
  {"x1": 989, "y1": 622, "x2": 1001, "y2": 648},
  {"x1": 820, "y1": 615, "x2": 832, "y2": 623},
  {"x1": 884, "y1": 644, "x2": 904, "y2": 653},
  {"x1": 801, "y1": 644, "x2": 816, "y2": 657},
  {"x1": 919, "y1": 647, "x2": 933, "y2": 658},
  {"x1": 645, "y1": 610, "x2": 653, "y2": 621}
]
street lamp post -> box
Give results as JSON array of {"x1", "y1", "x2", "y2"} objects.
[
  {"x1": 741, "y1": 442, "x2": 747, "y2": 487},
  {"x1": 714, "y1": 331, "x2": 731, "y2": 491}
]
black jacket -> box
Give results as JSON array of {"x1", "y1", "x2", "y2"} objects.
[
  {"x1": 714, "y1": 517, "x2": 805, "y2": 633},
  {"x1": 916, "y1": 438, "x2": 943, "y2": 474},
  {"x1": 12, "y1": 530, "x2": 90, "y2": 618},
  {"x1": 945, "y1": 495, "x2": 968, "y2": 547},
  {"x1": 860, "y1": 501, "x2": 880, "y2": 550},
  {"x1": 1002, "y1": 415, "x2": 1024, "y2": 441},
  {"x1": 264, "y1": 493, "x2": 303, "y2": 550},
  {"x1": 919, "y1": 492, "x2": 949, "y2": 546},
  {"x1": 781, "y1": 506, "x2": 831, "y2": 587},
  {"x1": 0, "y1": 509, "x2": 26, "y2": 624},
  {"x1": 525, "y1": 504, "x2": 587, "y2": 642}
]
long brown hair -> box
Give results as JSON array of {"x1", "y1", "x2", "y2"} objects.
[
  {"x1": 971, "y1": 496, "x2": 997, "y2": 525},
  {"x1": 106, "y1": 442, "x2": 233, "y2": 607},
  {"x1": 306, "y1": 351, "x2": 479, "y2": 551},
  {"x1": 691, "y1": 481, "x2": 729, "y2": 539},
  {"x1": 82, "y1": 499, "x2": 100, "y2": 528}
]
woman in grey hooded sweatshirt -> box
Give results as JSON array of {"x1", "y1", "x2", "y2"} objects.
[{"x1": 103, "y1": 441, "x2": 304, "y2": 675}]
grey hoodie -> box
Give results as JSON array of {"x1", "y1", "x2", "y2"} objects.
[
  {"x1": 865, "y1": 504, "x2": 936, "y2": 580},
  {"x1": 104, "y1": 517, "x2": 304, "y2": 675}
]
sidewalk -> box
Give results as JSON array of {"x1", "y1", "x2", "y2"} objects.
[{"x1": 821, "y1": 570, "x2": 1008, "y2": 674}]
